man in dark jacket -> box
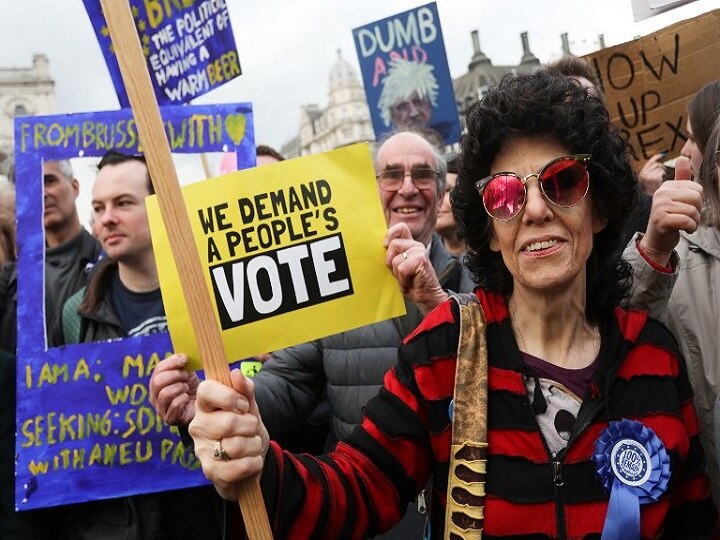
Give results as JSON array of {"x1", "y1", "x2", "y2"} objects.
[
  {"x1": 150, "y1": 130, "x2": 475, "y2": 538},
  {"x1": 43, "y1": 160, "x2": 102, "y2": 341},
  {"x1": 54, "y1": 150, "x2": 221, "y2": 540},
  {"x1": 1, "y1": 160, "x2": 101, "y2": 352},
  {"x1": 59, "y1": 151, "x2": 164, "y2": 345}
]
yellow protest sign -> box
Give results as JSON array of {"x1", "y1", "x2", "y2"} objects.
[{"x1": 148, "y1": 143, "x2": 405, "y2": 370}]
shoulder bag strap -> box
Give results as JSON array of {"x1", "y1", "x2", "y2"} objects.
[{"x1": 444, "y1": 301, "x2": 488, "y2": 540}]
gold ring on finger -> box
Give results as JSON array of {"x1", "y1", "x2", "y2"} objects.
[{"x1": 213, "y1": 439, "x2": 230, "y2": 461}]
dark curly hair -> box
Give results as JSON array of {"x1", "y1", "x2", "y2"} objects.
[{"x1": 451, "y1": 71, "x2": 637, "y2": 324}]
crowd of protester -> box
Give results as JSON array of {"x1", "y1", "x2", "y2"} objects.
[{"x1": 1, "y1": 55, "x2": 720, "y2": 539}]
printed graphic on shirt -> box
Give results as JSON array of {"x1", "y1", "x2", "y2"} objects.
[
  {"x1": 128, "y1": 315, "x2": 169, "y2": 337},
  {"x1": 526, "y1": 377, "x2": 582, "y2": 456}
]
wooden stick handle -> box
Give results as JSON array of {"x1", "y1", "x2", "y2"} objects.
[{"x1": 98, "y1": 2, "x2": 272, "y2": 538}]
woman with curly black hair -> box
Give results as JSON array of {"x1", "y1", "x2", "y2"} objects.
[
  {"x1": 186, "y1": 71, "x2": 718, "y2": 539},
  {"x1": 453, "y1": 69, "x2": 636, "y2": 321}
]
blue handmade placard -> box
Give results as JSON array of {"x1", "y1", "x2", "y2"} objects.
[
  {"x1": 352, "y1": 2, "x2": 461, "y2": 145},
  {"x1": 13, "y1": 102, "x2": 254, "y2": 510},
  {"x1": 83, "y1": 0, "x2": 241, "y2": 106}
]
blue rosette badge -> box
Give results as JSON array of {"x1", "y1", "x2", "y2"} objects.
[{"x1": 593, "y1": 419, "x2": 671, "y2": 540}]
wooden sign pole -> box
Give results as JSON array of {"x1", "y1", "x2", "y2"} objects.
[{"x1": 97, "y1": 2, "x2": 272, "y2": 538}]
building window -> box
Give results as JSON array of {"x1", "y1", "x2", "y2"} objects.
[{"x1": 14, "y1": 104, "x2": 28, "y2": 117}]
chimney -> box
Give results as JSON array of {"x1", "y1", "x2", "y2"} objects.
[
  {"x1": 561, "y1": 33, "x2": 571, "y2": 56},
  {"x1": 519, "y1": 32, "x2": 540, "y2": 66},
  {"x1": 598, "y1": 34, "x2": 606, "y2": 49},
  {"x1": 468, "y1": 29, "x2": 491, "y2": 70},
  {"x1": 472, "y1": 30, "x2": 481, "y2": 54}
]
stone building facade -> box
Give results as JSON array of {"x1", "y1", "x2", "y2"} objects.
[
  {"x1": 0, "y1": 54, "x2": 56, "y2": 176},
  {"x1": 287, "y1": 50, "x2": 375, "y2": 158},
  {"x1": 283, "y1": 32, "x2": 545, "y2": 157}
]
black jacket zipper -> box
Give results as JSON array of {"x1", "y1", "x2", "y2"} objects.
[{"x1": 526, "y1": 376, "x2": 607, "y2": 540}]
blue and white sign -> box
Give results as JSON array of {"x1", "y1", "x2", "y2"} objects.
[
  {"x1": 83, "y1": 0, "x2": 241, "y2": 106},
  {"x1": 352, "y1": 2, "x2": 461, "y2": 145},
  {"x1": 13, "y1": 103, "x2": 254, "y2": 510}
]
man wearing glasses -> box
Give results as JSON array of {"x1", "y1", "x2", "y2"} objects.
[
  {"x1": 150, "y1": 129, "x2": 474, "y2": 539},
  {"x1": 376, "y1": 130, "x2": 472, "y2": 316}
]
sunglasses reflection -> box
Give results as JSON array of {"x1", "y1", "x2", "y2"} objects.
[{"x1": 476, "y1": 155, "x2": 591, "y2": 220}]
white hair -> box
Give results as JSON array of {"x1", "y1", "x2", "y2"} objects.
[
  {"x1": 46, "y1": 159, "x2": 74, "y2": 181},
  {"x1": 378, "y1": 58, "x2": 439, "y2": 127}
]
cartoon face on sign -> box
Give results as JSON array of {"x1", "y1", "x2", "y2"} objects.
[
  {"x1": 378, "y1": 58, "x2": 438, "y2": 130},
  {"x1": 352, "y1": 2, "x2": 461, "y2": 145}
]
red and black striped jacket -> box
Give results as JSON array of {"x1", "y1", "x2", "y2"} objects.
[{"x1": 256, "y1": 290, "x2": 718, "y2": 539}]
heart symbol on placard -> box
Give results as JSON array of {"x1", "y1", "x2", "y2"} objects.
[{"x1": 225, "y1": 114, "x2": 247, "y2": 145}]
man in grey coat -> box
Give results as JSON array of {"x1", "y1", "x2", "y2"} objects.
[{"x1": 150, "y1": 130, "x2": 475, "y2": 538}]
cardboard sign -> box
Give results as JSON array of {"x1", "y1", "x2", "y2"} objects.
[
  {"x1": 13, "y1": 103, "x2": 254, "y2": 510},
  {"x1": 83, "y1": 0, "x2": 241, "y2": 106},
  {"x1": 583, "y1": 9, "x2": 720, "y2": 166},
  {"x1": 148, "y1": 143, "x2": 406, "y2": 371},
  {"x1": 352, "y1": 2, "x2": 461, "y2": 145}
]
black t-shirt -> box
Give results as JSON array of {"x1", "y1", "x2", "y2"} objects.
[{"x1": 109, "y1": 271, "x2": 167, "y2": 337}]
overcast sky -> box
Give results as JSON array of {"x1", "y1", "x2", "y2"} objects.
[
  {"x1": 2, "y1": 0, "x2": 717, "y2": 223},
  {"x1": 3, "y1": 0, "x2": 717, "y2": 150}
]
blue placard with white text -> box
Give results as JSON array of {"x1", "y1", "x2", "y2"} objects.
[
  {"x1": 13, "y1": 103, "x2": 253, "y2": 510},
  {"x1": 83, "y1": 0, "x2": 241, "y2": 106},
  {"x1": 352, "y1": 2, "x2": 460, "y2": 145}
]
